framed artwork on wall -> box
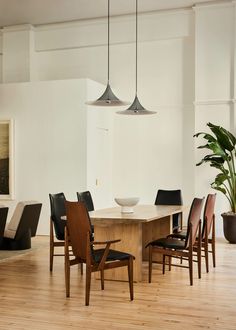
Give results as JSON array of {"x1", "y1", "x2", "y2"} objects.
[{"x1": 0, "y1": 119, "x2": 14, "y2": 200}]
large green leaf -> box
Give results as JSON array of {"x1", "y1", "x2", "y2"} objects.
[
  {"x1": 202, "y1": 155, "x2": 225, "y2": 163},
  {"x1": 197, "y1": 144, "x2": 212, "y2": 150},
  {"x1": 208, "y1": 142, "x2": 227, "y2": 158},
  {"x1": 193, "y1": 132, "x2": 216, "y2": 143},
  {"x1": 208, "y1": 123, "x2": 234, "y2": 151},
  {"x1": 221, "y1": 127, "x2": 236, "y2": 146},
  {"x1": 211, "y1": 183, "x2": 227, "y2": 195},
  {"x1": 214, "y1": 173, "x2": 229, "y2": 185}
]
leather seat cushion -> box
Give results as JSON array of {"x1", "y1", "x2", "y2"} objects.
[
  {"x1": 147, "y1": 237, "x2": 185, "y2": 250},
  {"x1": 93, "y1": 249, "x2": 133, "y2": 264}
]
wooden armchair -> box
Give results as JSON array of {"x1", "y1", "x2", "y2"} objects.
[
  {"x1": 146, "y1": 197, "x2": 204, "y2": 285},
  {"x1": 65, "y1": 201, "x2": 134, "y2": 306}
]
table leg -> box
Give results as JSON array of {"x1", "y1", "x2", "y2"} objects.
[
  {"x1": 142, "y1": 215, "x2": 172, "y2": 261},
  {"x1": 94, "y1": 222, "x2": 143, "y2": 282}
]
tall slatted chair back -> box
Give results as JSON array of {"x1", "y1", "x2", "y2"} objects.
[{"x1": 185, "y1": 197, "x2": 205, "y2": 249}]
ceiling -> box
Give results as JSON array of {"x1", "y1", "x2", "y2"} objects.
[{"x1": 0, "y1": 0, "x2": 229, "y2": 28}]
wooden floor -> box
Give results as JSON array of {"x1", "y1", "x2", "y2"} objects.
[{"x1": 0, "y1": 236, "x2": 236, "y2": 330}]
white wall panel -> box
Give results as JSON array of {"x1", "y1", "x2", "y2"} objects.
[
  {"x1": 195, "y1": 104, "x2": 231, "y2": 237},
  {"x1": 195, "y1": 4, "x2": 234, "y2": 101},
  {"x1": 0, "y1": 79, "x2": 103, "y2": 234}
]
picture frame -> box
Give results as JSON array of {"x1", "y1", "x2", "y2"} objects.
[{"x1": 0, "y1": 119, "x2": 14, "y2": 200}]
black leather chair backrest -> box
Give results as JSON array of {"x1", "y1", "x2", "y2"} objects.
[
  {"x1": 155, "y1": 189, "x2": 183, "y2": 231},
  {"x1": 49, "y1": 192, "x2": 66, "y2": 240},
  {"x1": 155, "y1": 189, "x2": 183, "y2": 206},
  {"x1": 15, "y1": 203, "x2": 42, "y2": 240},
  {"x1": 77, "y1": 191, "x2": 94, "y2": 212}
]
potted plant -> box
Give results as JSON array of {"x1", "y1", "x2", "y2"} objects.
[{"x1": 194, "y1": 122, "x2": 236, "y2": 243}]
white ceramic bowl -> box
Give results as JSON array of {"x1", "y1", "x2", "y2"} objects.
[{"x1": 114, "y1": 197, "x2": 139, "y2": 213}]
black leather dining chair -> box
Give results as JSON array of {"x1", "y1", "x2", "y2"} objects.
[
  {"x1": 155, "y1": 189, "x2": 183, "y2": 232},
  {"x1": 49, "y1": 192, "x2": 67, "y2": 271},
  {"x1": 77, "y1": 190, "x2": 95, "y2": 235},
  {"x1": 76, "y1": 191, "x2": 94, "y2": 212},
  {"x1": 49, "y1": 192, "x2": 83, "y2": 273}
]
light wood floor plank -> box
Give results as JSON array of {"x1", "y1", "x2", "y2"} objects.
[{"x1": 0, "y1": 236, "x2": 235, "y2": 330}]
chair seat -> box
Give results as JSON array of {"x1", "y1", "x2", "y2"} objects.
[
  {"x1": 93, "y1": 249, "x2": 133, "y2": 264},
  {"x1": 168, "y1": 230, "x2": 187, "y2": 240},
  {"x1": 147, "y1": 237, "x2": 186, "y2": 250}
]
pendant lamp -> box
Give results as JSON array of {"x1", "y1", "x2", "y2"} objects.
[
  {"x1": 86, "y1": 0, "x2": 129, "y2": 106},
  {"x1": 117, "y1": 0, "x2": 156, "y2": 115}
]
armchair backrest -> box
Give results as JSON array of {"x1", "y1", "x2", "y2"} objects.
[
  {"x1": 77, "y1": 191, "x2": 94, "y2": 212},
  {"x1": 0, "y1": 205, "x2": 8, "y2": 240},
  {"x1": 202, "y1": 193, "x2": 216, "y2": 238},
  {"x1": 49, "y1": 192, "x2": 66, "y2": 240},
  {"x1": 185, "y1": 197, "x2": 204, "y2": 249},
  {"x1": 65, "y1": 201, "x2": 93, "y2": 261},
  {"x1": 155, "y1": 189, "x2": 183, "y2": 206},
  {"x1": 4, "y1": 201, "x2": 42, "y2": 239}
]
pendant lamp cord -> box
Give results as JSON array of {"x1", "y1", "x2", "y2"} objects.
[
  {"x1": 135, "y1": 0, "x2": 138, "y2": 96},
  {"x1": 108, "y1": 0, "x2": 110, "y2": 84}
]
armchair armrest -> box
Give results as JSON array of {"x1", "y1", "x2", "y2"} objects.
[{"x1": 92, "y1": 239, "x2": 121, "y2": 270}]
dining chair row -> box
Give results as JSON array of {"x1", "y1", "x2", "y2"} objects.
[
  {"x1": 146, "y1": 193, "x2": 216, "y2": 286},
  {"x1": 49, "y1": 190, "x2": 216, "y2": 305}
]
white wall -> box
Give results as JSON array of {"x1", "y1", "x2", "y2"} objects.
[
  {"x1": 0, "y1": 79, "x2": 103, "y2": 234},
  {"x1": 0, "y1": 2, "x2": 234, "y2": 237},
  {"x1": 194, "y1": 2, "x2": 235, "y2": 236},
  {"x1": 31, "y1": 10, "x2": 195, "y2": 209}
]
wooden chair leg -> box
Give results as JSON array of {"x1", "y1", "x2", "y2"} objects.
[
  {"x1": 128, "y1": 257, "x2": 134, "y2": 301},
  {"x1": 198, "y1": 221, "x2": 201, "y2": 279},
  {"x1": 168, "y1": 256, "x2": 172, "y2": 271},
  {"x1": 64, "y1": 239, "x2": 70, "y2": 297},
  {"x1": 65, "y1": 260, "x2": 70, "y2": 297},
  {"x1": 85, "y1": 264, "x2": 91, "y2": 306},
  {"x1": 80, "y1": 263, "x2": 83, "y2": 275},
  {"x1": 49, "y1": 219, "x2": 54, "y2": 272},
  {"x1": 148, "y1": 245, "x2": 153, "y2": 283},
  {"x1": 212, "y1": 240, "x2": 216, "y2": 268},
  {"x1": 212, "y1": 215, "x2": 216, "y2": 267},
  {"x1": 205, "y1": 237, "x2": 209, "y2": 273},
  {"x1": 197, "y1": 245, "x2": 201, "y2": 279},
  {"x1": 100, "y1": 269, "x2": 104, "y2": 290},
  {"x1": 189, "y1": 251, "x2": 193, "y2": 286},
  {"x1": 50, "y1": 243, "x2": 54, "y2": 272},
  {"x1": 162, "y1": 255, "x2": 166, "y2": 274}
]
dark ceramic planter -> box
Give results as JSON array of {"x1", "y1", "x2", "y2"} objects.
[{"x1": 222, "y1": 213, "x2": 236, "y2": 244}]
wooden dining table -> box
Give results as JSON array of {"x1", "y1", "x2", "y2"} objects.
[{"x1": 89, "y1": 204, "x2": 184, "y2": 282}]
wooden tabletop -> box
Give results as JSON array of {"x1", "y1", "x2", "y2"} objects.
[{"x1": 89, "y1": 204, "x2": 184, "y2": 225}]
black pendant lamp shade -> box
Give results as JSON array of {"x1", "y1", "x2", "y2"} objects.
[
  {"x1": 86, "y1": 0, "x2": 129, "y2": 107},
  {"x1": 117, "y1": 0, "x2": 156, "y2": 115}
]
